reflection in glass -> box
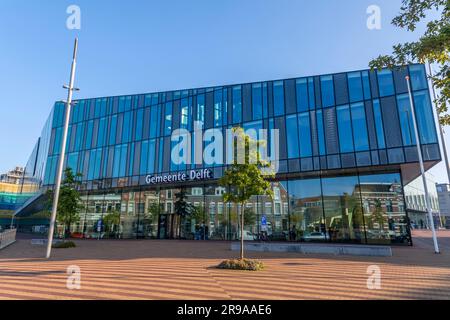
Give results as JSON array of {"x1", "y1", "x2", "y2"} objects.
[
  {"x1": 296, "y1": 78, "x2": 308, "y2": 112},
  {"x1": 273, "y1": 81, "x2": 285, "y2": 116},
  {"x1": 351, "y1": 102, "x2": 369, "y2": 151},
  {"x1": 359, "y1": 173, "x2": 409, "y2": 244},
  {"x1": 348, "y1": 72, "x2": 363, "y2": 102},
  {"x1": 322, "y1": 176, "x2": 365, "y2": 243},
  {"x1": 409, "y1": 64, "x2": 428, "y2": 91},
  {"x1": 321, "y1": 75, "x2": 335, "y2": 107},
  {"x1": 377, "y1": 70, "x2": 395, "y2": 97},
  {"x1": 372, "y1": 99, "x2": 385, "y2": 149},
  {"x1": 337, "y1": 105, "x2": 354, "y2": 153},
  {"x1": 397, "y1": 94, "x2": 416, "y2": 146},
  {"x1": 288, "y1": 179, "x2": 326, "y2": 242},
  {"x1": 413, "y1": 90, "x2": 438, "y2": 144}
]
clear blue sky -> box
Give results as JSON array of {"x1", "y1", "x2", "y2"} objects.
[{"x1": 0, "y1": 0, "x2": 448, "y2": 182}]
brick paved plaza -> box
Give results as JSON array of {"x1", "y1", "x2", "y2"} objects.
[{"x1": 0, "y1": 230, "x2": 449, "y2": 300}]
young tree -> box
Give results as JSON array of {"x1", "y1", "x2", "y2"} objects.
[
  {"x1": 46, "y1": 167, "x2": 83, "y2": 239},
  {"x1": 103, "y1": 210, "x2": 121, "y2": 238},
  {"x1": 369, "y1": 0, "x2": 449, "y2": 124},
  {"x1": 174, "y1": 188, "x2": 194, "y2": 238},
  {"x1": 219, "y1": 127, "x2": 274, "y2": 260}
]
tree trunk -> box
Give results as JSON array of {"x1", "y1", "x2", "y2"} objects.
[{"x1": 240, "y1": 202, "x2": 245, "y2": 260}]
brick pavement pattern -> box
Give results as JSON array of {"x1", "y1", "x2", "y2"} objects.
[{"x1": 0, "y1": 230, "x2": 449, "y2": 300}]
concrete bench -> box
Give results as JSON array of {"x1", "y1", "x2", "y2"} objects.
[
  {"x1": 231, "y1": 242, "x2": 392, "y2": 257},
  {"x1": 31, "y1": 239, "x2": 62, "y2": 246}
]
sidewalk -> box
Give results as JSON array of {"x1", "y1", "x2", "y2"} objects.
[{"x1": 0, "y1": 230, "x2": 449, "y2": 300}]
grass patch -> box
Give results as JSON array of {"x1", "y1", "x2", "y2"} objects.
[
  {"x1": 52, "y1": 241, "x2": 77, "y2": 249},
  {"x1": 217, "y1": 259, "x2": 264, "y2": 271}
]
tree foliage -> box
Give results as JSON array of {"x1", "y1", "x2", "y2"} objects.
[
  {"x1": 46, "y1": 167, "x2": 83, "y2": 238},
  {"x1": 369, "y1": 0, "x2": 450, "y2": 125}
]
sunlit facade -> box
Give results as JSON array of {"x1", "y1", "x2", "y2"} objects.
[{"x1": 16, "y1": 64, "x2": 441, "y2": 245}]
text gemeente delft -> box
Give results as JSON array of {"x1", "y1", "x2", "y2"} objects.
[{"x1": 145, "y1": 169, "x2": 213, "y2": 185}]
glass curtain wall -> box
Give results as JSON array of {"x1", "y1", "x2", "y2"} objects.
[{"x1": 69, "y1": 172, "x2": 409, "y2": 244}]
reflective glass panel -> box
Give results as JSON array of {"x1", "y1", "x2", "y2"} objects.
[
  {"x1": 377, "y1": 70, "x2": 395, "y2": 97},
  {"x1": 409, "y1": 64, "x2": 428, "y2": 91},
  {"x1": 322, "y1": 176, "x2": 365, "y2": 243},
  {"x1": 288, "y1": 178, "x2": 326, "y2": 242},
  {"x1": 397, "y1": 94, "x2": 416, "y2": 146},
  {"x1": 348, "y1": 72, "x2": 364, "y2": 102},
  {"x1": 372, "y1": 99, "x2": 386, "y2": 149},
  {"x1": 232, "y1": 86, "x2": 242, "y2": 123},
  {"x1": 413, "y1": 90, "x2": 438, "y2": 144},
  {"x1": 273, "y1": 81, "x2": 285, "y2": 116},
  {"x1": 337, "y1": 105, "x2": 354, "y2": 152},
  {"x1": 286, "y1": 115, "x2": 299, "y2": 158},
  {"x1": 351, "y1": 102, "x2": 369, "y2": 151},
  {"x1": 296, "y1": 78, "x2": 308, "y2": 112},
  {"x1": 359, "y1": 173, "x2": 410, "y2": 244},
  {"x1": 321, "y1": 75, "x2": 335, "y2": 107},
  {"x1": 298, "y1": 112, "x2": 312, "y2": 157}
]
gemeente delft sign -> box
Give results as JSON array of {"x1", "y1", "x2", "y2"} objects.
[{"x1": 145, "y1": 169, "x2": 213, "y2": 185}]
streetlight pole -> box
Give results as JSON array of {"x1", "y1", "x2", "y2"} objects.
[
  {"x1": 427, "y1": 61, "x2": 448, "y2": 228},
  {"x1": 46, "y1": 38, "x2": 79, "y2": 259},
  {"x1": 406, "y1": 75, "x2": 440, "y2": 254}
]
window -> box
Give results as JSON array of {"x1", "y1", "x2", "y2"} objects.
[
  {"x1": 122, "y1": 112, "x2": 132, "y2": 143},
  {"x1": 372, "y1": 100, "x2": 385, "y2": 149},
  {"x1": 296, "y1": 78, "x2": 308, "y2": 113},
  {"x1": 337, "y1": 105, "x2": 354, "y2": 153},
  {"x1": 362, "y1": 71, "x2": 371, "y2": 100},
  {"x1": 414, "y1": 90, "x2": 438, "y2": 144},
  {"x1": 150, "y1": 105, "x2": 159, "y2": 138},
  {"x1": 232, "y1": 86, "x2": 242, "y2": 123},
  {"x1": 222, "y1": 89, "x2": 228, "y2": 126},
  {"x1": 308, "y1": 78, "x2": 315, "y2": 110},
  {"x1": 164, "y1": 102, "x2": 172, "y2": 136},
  {"x1": 119, "y1": 144, "x2": 127, "y2": 177},
  {"x1": 377, "y1": 70, "x2": 395, "y2": 97},
  {"x1": 286, "y1": 115, "x2": 299, "y2": 158},
  {"x1": 409, "y1": 65, "x2": 428, "y2": 91},
  {"x1": 180, "y1": 98, "x2": 190, "y2": 129},
  {"x1": 147, "y1": 140, "x2": 156, "y2": 174},
  {"x1": 322, "y1": 175, "x2": 364, "y2": 243},
  {"x1": 113, "y1": 145, "x2": 121, "y2": 178},
  {"x1": 140, "y1": 141, "x2": 149, "y2": 175},
  {"x1": 316, "y1": 110, "x2": 326, "y2": 156},
  {"x1": 350, "y1": 102, "x2": 369, "y2": 151},
  {"x1": 214, "y1": 89, "x2": 223, "y2": 127},
  {"x1": 262, "y1": 83, "x2": 268, "y2": 118},
  {"x1": 321, "y1": 75, "x2": 335, "y2": 107},
  {"x1": 359, "y1": 173, "x2": 409, "y2": 244},
  {"x1": 273, "y1": 81, "x2": 285, "y2": 116},
  {"x1": 298, "y1": 112, "x2": 312, "y2": 157},
  {"x1": 288, "y1": 178, "x2": 325, "y2": 242},
  {"x1": 348, "y1": 72, "x2": 364, "y2": 102},
  {"x1": 197, "y1": 94, "x2": 205, "y2": 125},
  {"x1": 397, "y1": 94, "x2": 416, "y2": 146},
  {"x1": 118, "y1": 97, "x2": 125, "y2": 113},
  {"x1": 85, "y1": 121, "x2": 94, "y2": 149},
  {"x1": 252, "y1": 83, "x2": 263, "y2": 120},
  {"x1": 135, "y1": 109, "x2": 143, "y2": 141}
]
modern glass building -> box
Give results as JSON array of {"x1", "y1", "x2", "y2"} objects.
[{"x1": 15, "y1": 64, "x2": 441, "y2": 245}]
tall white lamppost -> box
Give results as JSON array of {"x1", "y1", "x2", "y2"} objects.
[
  {"x1": 46, "y1": 38, "x2": 79, "y2": 259},
  {"x1": 405, "y1": 75, "x2": 440, "y2": 254}
]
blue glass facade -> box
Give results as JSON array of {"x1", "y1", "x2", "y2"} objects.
[{"x1": 18, "y1": 64, "x2": 441, "y2": 244}]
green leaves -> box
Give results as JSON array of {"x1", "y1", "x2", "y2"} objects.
[
  {"x1": 219, "y1": 127, "x2": 274, "y2": 205},
  {"x1": 46, "y1": 167, "x2": 83, "y2": 229},
  {"x1": 369, "y1": 0, "x2": 450, "y2": 125}
]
